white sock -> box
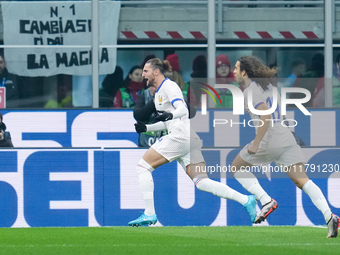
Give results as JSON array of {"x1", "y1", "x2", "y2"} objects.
[
  {"x1": 194, "y1": 177, "x2": 248, "y2": 205},
  {"x1": 136, "y1": 159, "x2": 155, "y2": 216},
  {"x1": 302, "y1": 180, "x2": 332, "y2": 223},
  {"x1": 234, "y1": 170, "x2": 272, "y2": 206}
]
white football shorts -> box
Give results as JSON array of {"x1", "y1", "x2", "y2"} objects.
[
  {"x1": 240, "y1": 143, "x2": 305, "y2": 167},
  {"x1": 151, "y1": 134, "x2": 205, "y2": 169}
]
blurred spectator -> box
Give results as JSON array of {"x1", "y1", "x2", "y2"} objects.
[
  {"x1": 0, "y1": 52, "x2": 23, "y2": 108},
  {"x1": 114, "y1": 65, "x2": 144, "y2": 108},
  {"x1": 184, "y1": 55, "x2": 207, "y2": 106},
  {"x1": 44, "y1": 75, "x2": 73, "y2": 108},
  {"x1": 332, "y1": 53, "x2": 340, "y2": 107},
  {"x1": 309, "y1": 54, "x2": 325, "y2": 107},
  {"x1": 215, "y1": 54, "x2": 238, "y2": 108},
  {"x1": 165, "y1": 53, "x2": 186, "y2": 91},
  {"x1": 99, "y1": 66, "x2": 124, "y2": 107},
  {"x1": 216, "y1": 54, "x2": 235, "y2": 84},
  {"x1": 190, "y1": 55, "x2": 207, "y2": 78},
  {"x1": 292, "y1": 53, "x2": 324, "y2": 107},
  {"x1": 282, "y1": 59, "x2": 306, "y2": 88},
  {"x1": 0, "y1": 112, "x2": 13, "y2": 147}
]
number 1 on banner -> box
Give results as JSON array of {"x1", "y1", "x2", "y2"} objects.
[{"x1": 0, "y1": 87, "x2": 6, "y2": 108}]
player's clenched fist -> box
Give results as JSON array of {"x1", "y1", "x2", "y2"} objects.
[{"x1": 134, "y1": 121, "x2": 147, "y2": 133}]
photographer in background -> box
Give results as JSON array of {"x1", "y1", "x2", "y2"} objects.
[
  {"x1": 0, "y1": 52, "x2": 22, "y2": 108},
  {"x1": 0, "y1": 112, "x2": 14, "y2": 147}
]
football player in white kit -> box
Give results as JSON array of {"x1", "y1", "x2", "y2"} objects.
[
  {"x1": 231, "y1": 55, "x2": 339, "y2": 238},
  {"x1": 128, "y1": 58, "x2": 258, "y2": 226}
]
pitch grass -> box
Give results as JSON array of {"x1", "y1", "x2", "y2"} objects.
[{"x1": 0, "y1": 226, "x2": 338, "y2": 255}]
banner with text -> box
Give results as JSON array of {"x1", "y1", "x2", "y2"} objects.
[{"x1": 1, "y1": 1, "x2": 121, "y2": 76}]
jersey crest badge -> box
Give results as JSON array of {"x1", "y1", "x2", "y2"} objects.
[{"x1": 158, "y1": 95, "x2": 163, "y2": 104}]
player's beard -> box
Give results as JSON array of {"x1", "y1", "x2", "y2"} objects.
[
  {"x1": 147, "y1": 77, "x2": 156, "y2": 88},
  {"x1": 236, "y1": 77, "x2": 245, "y2": 87}
]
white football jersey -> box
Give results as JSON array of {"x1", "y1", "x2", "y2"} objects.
[
  {"x1": 244, "y1": 81, "x2": 296, "y2": 148},
  {"x1": 154, "y1": 78, "x2": 191, "y2": 138}
]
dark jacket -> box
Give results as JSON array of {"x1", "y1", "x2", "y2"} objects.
[
  {"x1": 0, "y1": 122, "x2": 14, "y2": 147},
  {"x1": 0, "y1": 68, "x2": 22, "y2": 108},
  {"x1": 133, "y1": 89, "x2": 196, "y2": 123},
  {"x1": 133, "y1": 89, "x2": 158, "y2": 123}
]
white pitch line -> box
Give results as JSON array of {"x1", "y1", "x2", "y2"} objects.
[{"x1": 0, "y1": 243, "x2": 339, "y2": 248}]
